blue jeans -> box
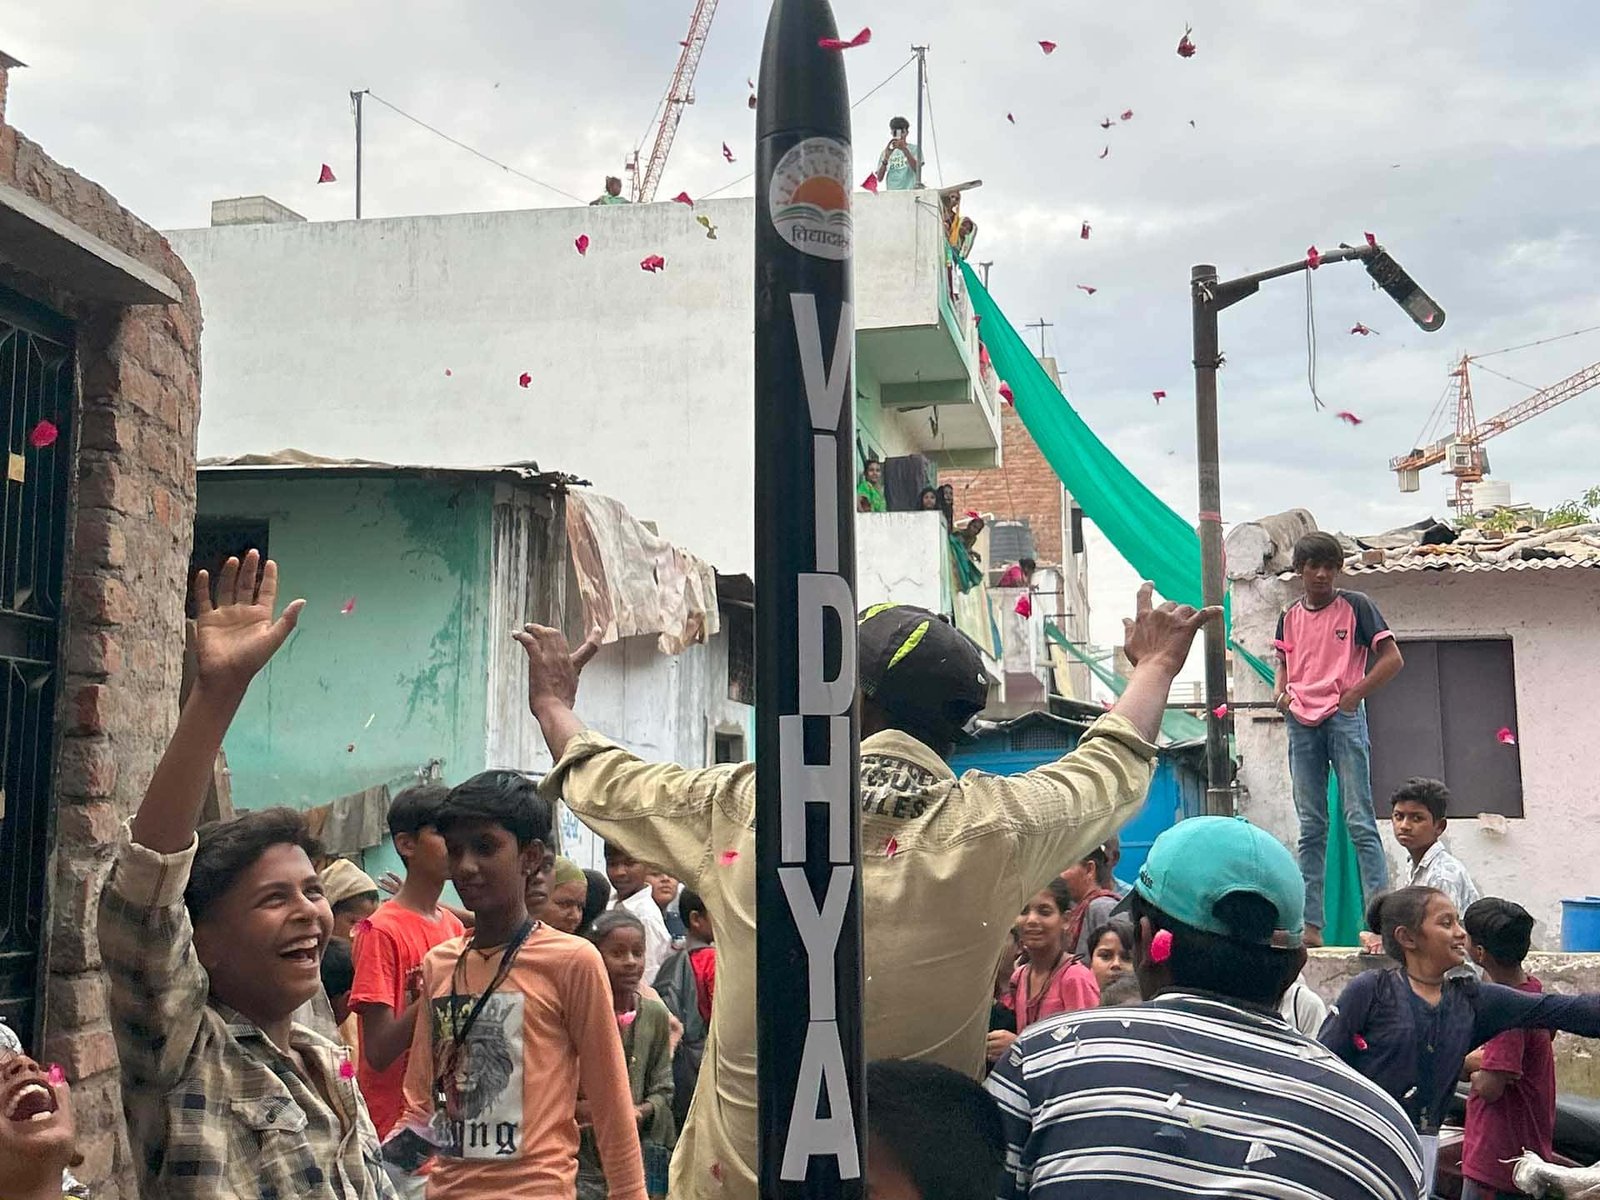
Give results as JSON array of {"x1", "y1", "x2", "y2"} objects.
[{"x1": 1286, "y1": 707, "x2": 1390, "y2": 930}]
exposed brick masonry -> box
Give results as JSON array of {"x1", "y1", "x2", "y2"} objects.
[
  {"x1": 0, "y1": 123, "x2": 200, "y2": 1197},
  {"x1": 941, "y1": 405, "x2": 1068, "y2": 568}
]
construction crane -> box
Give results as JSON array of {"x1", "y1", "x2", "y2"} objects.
[
  {"x1": 627, "y1": 0, "x2": 720, "y2": 203},
  {"x1": 1391, "y1": 348, "x2": 1600, "y2": 510}
]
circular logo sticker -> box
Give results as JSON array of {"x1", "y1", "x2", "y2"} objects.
[{"x1": 768, "y1": 137, "x2": 854, "y2": 261}]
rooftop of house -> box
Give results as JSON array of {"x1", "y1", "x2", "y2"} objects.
[{"x1": 1333, "y1": 516, "x2": 1600, "y2": 576}]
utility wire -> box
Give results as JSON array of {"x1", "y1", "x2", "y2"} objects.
[
  {"x1": 1304, "y1": 273, "x2": 1325, "y2": 410},
  {"x1": 702, "y1": 55, "x2": 919, "y2": 201},
  {"x1": 363, "y1": 90, "x2": 586, "y2": 203},
  {"x1": 1474, "y1": 323, "x2": 1600, "y2": 361}
]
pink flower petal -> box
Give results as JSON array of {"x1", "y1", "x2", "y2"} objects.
[
  {"x1": 444, "y1": 368, "x2": 452, "y2": 376},
  {"x1": 1039, "y1": 40, "x2": 1057, "y2": 55},
  {"x1": 317, "y1": 163, "x2": 336, "y2": 184},
  {"x1": 28, "y1": 419, "x2": 58, "y2": 449},
  {"x1": 518, "y1": 372, "x2": 532, "y2": 388},
  {"x1": 47, "y1": 1063, "x2": 66, "y2": 1086},
  {"x1": 998, "y1": 381, "x2": 1015, "y2": 405},
  {"x1": 1077, "y1": 284, "x2": 1098, "y2": 295},
  {"x1": 1176, "y1": 27, "x2": 1197, "y2": 58},
  {"x1": 818, "y1": 27, "x2": 871, "y2": 51},
  {"x1": 722, "y1": 142, "x2": 735, "y2": 163},
  {"x1": 1212, "y1": 703, "x2": 1229, "y2": 719},
  {"x1": 861, "y1": 173, "x2": 880, "y2": 194},
  {"x1": 341, "y1": 597, "x2": 356, "y2": 615},
  {"x1": 1007, "y1": 113, "x2": 1016, "y2": 125},
  {"x1": 617, "y1": 1010, "x2": 638, "y2": 1028},
  {"x1": 1120, "y1": 109, "x2": 1135, "y2": 122},
  {"x1": 672, "y1": 191, "x2": 694, "y2": 207},
  {"x1": 1497, "y1": 727, "x2": 1518, "y2": 746},
  {"x1": 1014, "y1": 594, "x2": 1033, "y2": 618},
  {"x1": 1350, "y1": 322, "x2": 1375, "y2": 336},
  {"x1": 339, "y1": 1055, "x2": 356, "y2": 1080},
  {"x1": 574, "y1": 234, "x2": 590, "y2": 256},
  {"x1": 718, "y1": 849, "x2": 739, "y2": 866},
  {"x1": 1306, "y1": 244, "x2": 1322, "y2": 270},
  {"x1": 1336, "y1": 411, "x2": 1363, "y2": 426},
  {"x1": 1080, "y1": 220, "x2": 1092, "y2": 240},
  {"x1": 1365, "y1": 231, "x2": 1378, "y2": 248},
  {"x1": 1152, "y1": 390, "x2": 1167, "y2": 403},
  {"x1": 1352, "y1": 1034, "x2": 1368, "y2": 1051},
  {"x1": 884, "y1": 836, "x2": 899, "y2": 858}
]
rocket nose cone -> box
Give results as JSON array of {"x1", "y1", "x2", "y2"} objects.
[{"x1": 756, "y1": 0, "x2": 851, "y2": 142}]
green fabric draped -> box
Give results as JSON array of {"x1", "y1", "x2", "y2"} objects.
[{"x1": 961, "y1": 257, "x2": 1362, "y2": 945}]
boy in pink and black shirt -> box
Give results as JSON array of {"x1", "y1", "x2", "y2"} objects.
[{"x1": 1274, "y1": 532, "x2": 1404, "y2": 945}]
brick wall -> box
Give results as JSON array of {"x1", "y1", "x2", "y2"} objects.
[
  {"x1": 0, "y1": 124, "x2": 199, "y2": 1197},
  {"x1": 941, "y1": 404, "x2": 1067, "y2": 568}
]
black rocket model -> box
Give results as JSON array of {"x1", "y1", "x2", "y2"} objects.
[{"x1": 753, "y1": 0, "x2": 866, "y2": 1197}]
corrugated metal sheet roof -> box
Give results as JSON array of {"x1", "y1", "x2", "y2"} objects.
[{"x1": 1287, "y1": 556, "x2": 1596, "y2": 577}]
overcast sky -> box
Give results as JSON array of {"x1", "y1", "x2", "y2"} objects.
[{"x1": 10, "y1": 1, "x2": 1600, "y2": 655}]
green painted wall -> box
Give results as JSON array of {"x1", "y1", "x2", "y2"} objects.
[{"x1": 198, "y1": 474, "x2": 493, "y2": 885}]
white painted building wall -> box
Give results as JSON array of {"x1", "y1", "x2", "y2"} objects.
[
  {"x1": 166, "y1": 191, "x2": 972, "y2": 578},
  {"x1": 854, "y1": 510, "x2": 950, "y2": 614},
  {"x1": 1232, "y1": 565, "x2": 1600, "y2": 943}
]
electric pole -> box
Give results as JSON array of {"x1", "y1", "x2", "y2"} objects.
[
  {"x1": 912, "y1": 45, "x2": 928, "y2": 187},
  {"x1": 351, "y1": 89, "x2": 366, "y2": 219},
  {"x1": 1024, "y1": 317, "x2": 1054, "y2": 358}
]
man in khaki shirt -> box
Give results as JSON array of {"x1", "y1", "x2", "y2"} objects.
[{"x1": 518, "y1": 585, "x2": 1217, "y2": 1200}]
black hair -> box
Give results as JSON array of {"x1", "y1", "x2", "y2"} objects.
[
  {"x1": 1098, "y1": 975, "x2": 1144, "y2": 1007},
  {"x1": 866, "y1": 1059, "x2": 1003, "y2": 1200},
  {"x1": 1088, "y1": 919, "x2": 1134, "y2": 958},
  {"x1": 1025, "y1": 877, "x2": 1076, "y2": 918},
  {"x1": 320, "y1": 936, "x2": 354, "y2": 999},
  {"x1": 603, "y1": 840, "x2": 637, "y2": 863},
  {"x1": 1366, "y1": 885, "x2": 1447, "y2": 963},
  {"x1": 588, "y1": 907, "x2": 645, "y2": 948},
  {"x1": 187, "y1": 807, "x2": 322, "y2": 924},
  {"x1": 1463, "y1": 897, "x2": 1534, "y2": 967},
  {"x1": 388, "y1": 781, "x2": 450, "y2": 841},
  {"x1": 332, "y1": 891, "x2": 380, "y2": 918},
  {"x1": 1391, "y1": 777, "x2": 1451, "y2": 822},
  {"x1": 889, "y1": 116, "x2": 910, "y2": 131},
  {"x1": 680, "y1": 887, "x2": 707, "y2": 925},
  {"x1": 919, "y1": 486, "x2": 937, "y2": 501},
  {"x1": 436, "y1": 770, "x2": 550, "y2": 848},
  {"x1": 1080, "y1": 845, "x2": 1115, "y2": 888},
  {"x1": 1128, "y1": 891, "x2": 1301, "y2": 1006},
  {"x1": 1291, "y1": 531, "x2": 1345, "y2": 572},
  {"x1": 579, "y1": 869, "x2": 612, "y2": 937},
  {"x1": 1019, "y1": 557, "x2": 1037, "y2": 573}
]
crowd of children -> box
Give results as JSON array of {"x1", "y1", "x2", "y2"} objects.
[{"x1": 6, "y1": 550, "x2": 1597, "y2": 1200}]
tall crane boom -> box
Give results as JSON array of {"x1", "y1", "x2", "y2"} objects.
[
  {"x1": 1391, "y1": 353, "x2": 1600, "y2": 508},
  {"x1": 629, "y1": 0, "x2": 720, "y2": 203}
]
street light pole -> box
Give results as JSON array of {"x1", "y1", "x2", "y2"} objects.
[{"x1": 1191, "y1": 241, "x2": 1444, "y2": 814}]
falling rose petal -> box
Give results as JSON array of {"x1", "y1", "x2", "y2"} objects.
[
  {"x1": 1306, "y1": 244, "x2": 1322, "y2": 270},
  {"x1": 818, "y1": 26, "x2": 872, "y2": 51},
  {"x1": 618, "y1": 1009, "x2": 638, "y2": 1028},
  {"x1": 574, "y1": 234, "x2": 590, "y2": 256},
  {"x1": 317, "y1": 163, "x2": 336, "y2": 184},
  {"x1": 1177, "y1": 26, "x2": 1197, "y2": 58},
  {"x1": 27, "y1": 419, "x2": 58, "y2": 449},
  {"x1": 1080, "y1": 220, "x2": 1091, "y2": 240},
  {"x1": 1152, "y1": 390, "x2": 1167, "y2": 403},
  {"x1": 747, "y1": 78, "x2": 755, "y2": 89},
  {"x1": 998, "y1": 382, "x2": 1015, "y2": 405},
  {"x1": 861, "y1": 172, "x2": 880, "y2": 194},
  {"x1": 640, "y1": 254, "x2": 667, "y2": 273},
  {"x1": 1099, "y1": 145, "x2": 1110, "y2": 159},
  {"x1": 1077, "y1": 284, "x2": 1097, "y2": 295},
  {"x1": 1100, "y1": 117, "x2": 1114, "y2": 129},
  {"x1": 1007, "y1": 113, "x2": 1016, "y2": 125},
  {"x1": 1213, "y1": 703, "x2": 1229, "y2": 719},
  {"x1": 722, "y1": 142, "x2": 735, "y2": 163},
  {"x1": 718, "y1": 849, "x2": 739, "y2": 866},
  {"x1": 1365, "y1": 231, "x2": 1378, "y2": 248},
  {"x1": 748, "y1": 93, "x2": 758, "y2": 109},
  {"x1": 672, "y1": 191, "x2": 694, "y2": 207},
  {"x1": 1120, "y1": 109, "x2": 1134, "y2": 122},
  {"x1": 1349, "y1": 322, "x2": 1376, "y2": 336},
  {"x1": 340, "y1": 597, "x2": 356, "y2": 615},
  {"x1": 1497, "y1": 726, "x2": 1518, "y2": 746},
  {"x1": 884, "y1": 836, "x2": 899, "y2": 858},
  {"x1": 1336, "y1": 411, "x2": 1363, "y2": 426},
  {"x1": 1039, "y1": 40, "x2": 1057, "y2": 55},
  {"x1": 339, "y1": 1055, "x2": 356, "y2": 1080},
  {"x1": 47, "y1": 1063, "x2": 66, "y2": 1087},
  {"x1": 1352, "y1": 1034, "x2": 1369, "y2": 1051},
  {"x1": 518, "y1": 372, "x2": 532, "y2": 388},
  {"x1": 1014, "y1": 594, "x2": 1033, "y2": 618},
  {"x1": 444, "y1": 368, "x2": 452, "y2": 377}
]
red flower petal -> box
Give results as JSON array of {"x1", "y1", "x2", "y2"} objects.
[
  {"x1": 518, "y1": 372, "x2": 532, "y2": 388},
  {"x1": 1077, "y1": 284, "x2": 1098, "y2": 295},
  {"x1": 1352, "y1": 1034, "x2": 1369, "y2": 1051},
  {"x1": 748, "y1": 94, "x2": 757, "y2": 110},
  {"x1": 47, "y1": 1063, "x2": 65, "y2": 1086},
  {"x1": 1177, "y1": 27, "x2": 1197, "y2": 58},
  {"x1": 640, "y1": 255, "x2": 667, "y2": 273},
  {"x1": 861, "y1": 173, "x2": 880, "y2": 195},
  {"x1": 1335, "y1": 411, "x2": 1363, "y2": 426},
  {"x1": 722, "y1": 143, "x2": 735, "y2": 163},
  {"x1": 1152, "y1": 390, "x2": 1167, "y2": 403},
  {"x1": 1306, "y1": 245, "x2": 1322, "y2": 270},
  {"x1": 1080, "y1": 220, "x2": 1092, "y2": 240},
  {"x1": 339, "y1": 1056, "x2": 356, "y2": 1080},
  {"x1": 27, "y1": 419, "x2": 58, "y2": 449},
  {"x1": 1007, "y1": 113, "x2": 1016, "y2": 125},
  {"x1": 574, "y1": 234, "x2": 590, "y2": 256},
  {"x1": 998, "y1": 382, "x2": 1014, "y2": 405},
  {"x1": 1120, "y1": 109, "x2": 1135, "y2": 122},
  {"x1": 818, "y1": 27, "x2": 871, "y2": 50},
  {"x1": 317, "y1": 163, "x2": 336, "y2": 184},
  {"x1": 341, "y1": 597, "x2": 356, "y2": 615},
  {"x1": 1349, "y1": 322, "x2": 1375, "y2": 336},
  {"x1": 1039, "y1": 40, "x2": 1057, "y2": 55},
  {"x1": 1014, "y1": 594, "x2": 1033, "y2": 618},
  {"x1": 718, "y1": 849, "x2": 739, "y2": 866},
  {"x1": 672, "y1": 191, "x2": 694, "y2": 207},
  {"x1": 444, "y1": 368, "x2": 452, "y2": 377},
  {"x1": 1497, "y1": 726, "x2": 1518, "y2": 746},
  {"x1": 884, "y1": 836, "x2": 899, "y2": 858},
  {"x1": 1212, "y1": 703, "x2": 1229, "y2": 719},
  {"x1": 1365, "y1": 231, "x2": 1378, "y2": 248}
]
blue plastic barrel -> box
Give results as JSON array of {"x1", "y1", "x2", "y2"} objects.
[{"x1": 1561, "y1": 898, "x2": 1600, "y2": 952}]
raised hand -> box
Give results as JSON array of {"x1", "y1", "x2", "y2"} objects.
[
  {"x1": 193, "y1": 550, "x2": 306, "y2": 695},
  {"x1": 1121, "y1": 581, "x2": 1222, "y2": 674},
  {"x1": 513, "y1": 623, "x2": 603, "y2": 716}
]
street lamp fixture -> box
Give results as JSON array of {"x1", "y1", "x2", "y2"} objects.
[{"x1": 1192, "y1": 242, "x2": 1445, "y2": 814}]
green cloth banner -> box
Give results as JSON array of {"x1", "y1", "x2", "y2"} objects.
[
  {"x1": 1044, "y1": 623, "x2": 1207, "y2": 744},
  {"x1": 962, "y1": 258, "x2": 1362, "y2": 944}
]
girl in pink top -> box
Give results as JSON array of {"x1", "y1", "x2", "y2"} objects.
[{"x1": 1005, "y1": 879, "x2": 1101, "y2": 1035}]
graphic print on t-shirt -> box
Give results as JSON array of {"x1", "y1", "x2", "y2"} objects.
[{"x1": 432, "y1": 991, "x2": 525, "y2": 1159}]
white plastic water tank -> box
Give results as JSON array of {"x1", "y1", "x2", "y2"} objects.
[{"x1": 1473, "y1": 479, "x2": 1513, "y2": 511}]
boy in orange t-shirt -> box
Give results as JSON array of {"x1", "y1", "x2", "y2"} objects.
[
  {"x1": 398, "y1": 771, "x2": 645, "y2": 1200},
  {"x1": 349, "y1": 783, "x2": 465, "y2": 1140}
]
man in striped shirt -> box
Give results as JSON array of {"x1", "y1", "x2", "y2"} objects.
[{"x1": 986, "y1": 818, "x2": 1423, "y2": 1200}]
